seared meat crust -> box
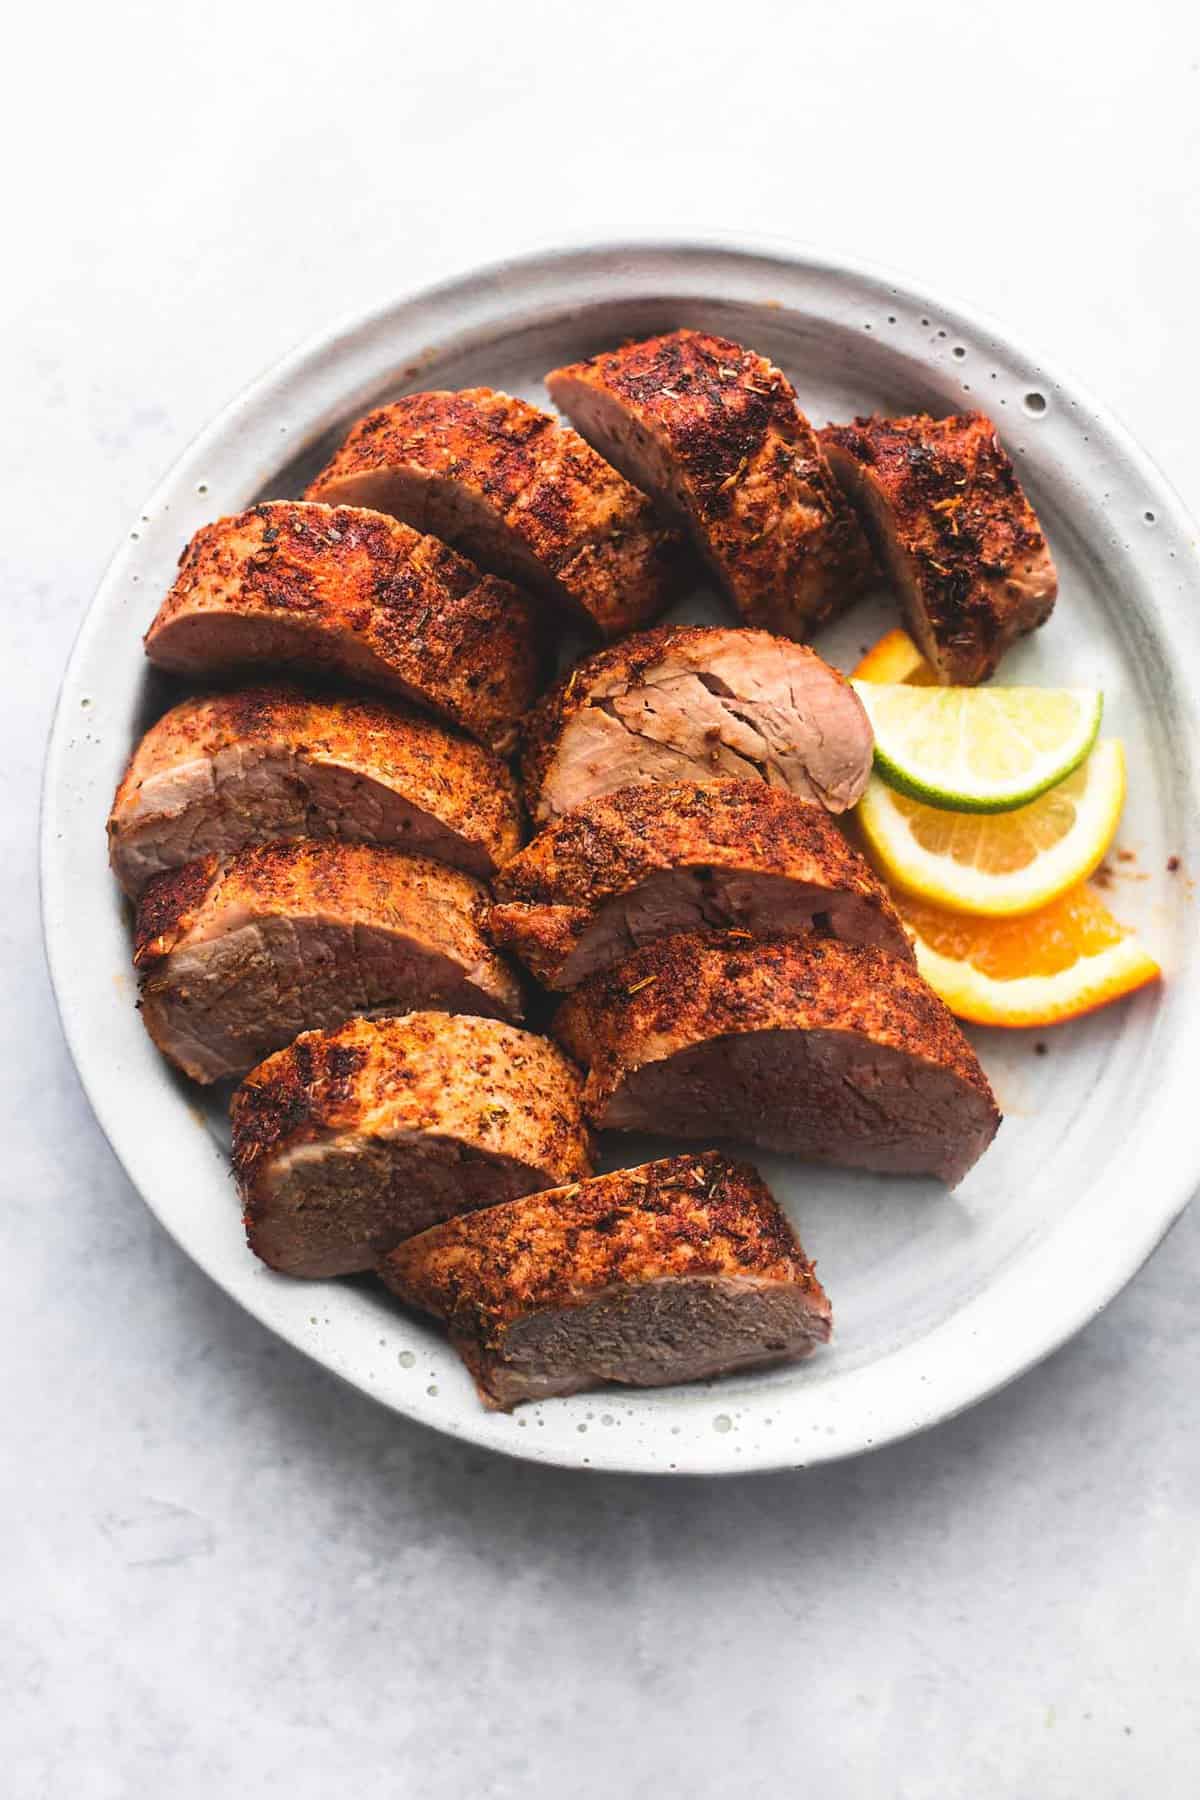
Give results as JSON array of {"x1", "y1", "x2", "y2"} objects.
[
  {"x1": 305, "y1": 388, "x2": 686, "y2": 638},
  {"x1": 134, "y1": 840, "x2": 522, "y2": 1082},
  {"x1": 233, "y1": 1013, "x2": 593, "y2": 1277},
  {"x1": 554, "y1": 931, "x2": 1000, "y2": 1185},
  {"x1": 380, "y1": 1152, "x2": 831, "y2": 1409},
  {"x1": 520, "y1": 623, "x2": 874, "y2": 822},
  {"x1": 143, "y1": 501, "x2": 542, "y2": 753},
  {"x1": 108, "y1": 685, "x2": 523, "y2": 894},
  {"x1": 490, "y1": 779, "x2": 912, "y2": 986},
  {"x1": 546, "y1": 330, "x2": 875, "y2": 638},
  {"x1": 820, "y1": 413, "x2": 1057, "y2": 684}
]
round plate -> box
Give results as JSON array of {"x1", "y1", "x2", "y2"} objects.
[{"x1": 42, "y1": 238, "x2": 1200, "y2": 1475}]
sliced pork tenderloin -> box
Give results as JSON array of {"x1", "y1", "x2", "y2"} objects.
[
  {"x1": 520, "y1": 624, "x2": 873, "y2": 823},
  {"x1": 379, "y1": 1152, "x2": 831, "y2": 1410},
  {"x1": 134, "y1": 840, "x2": 522, "y2": 1083},
  {"x1": 554, "y1": 932, "x2": 1000, "y2": 1186},
  {"x1": 490, "y1": 779, "x2": 911, "y2": 988},
  {"x1": 305, "y1": 388, "x2": 687, "y2": 638},
  {"x1": 108, "y1": 686, "x2": 522, "y2": 896},
  {"x1": 820, "y1": 413, "x2": 1057, "y2": 684},
  {"x1": 545, "y1": 330, "x2": 875, "y2": 638},
  {"x1": 143, "y1": 501, "x2": 542, "y2": 753},
  {"x1": 233, "y1": 1013, "x2": 593, "y2": 1278}
]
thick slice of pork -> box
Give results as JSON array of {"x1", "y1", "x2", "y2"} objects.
[
  {"x1": 379, "y1": 1152, "x2": 831, "y2": 1410},
  {"x1": 490, "y1": 778, "x2": 911, "y2": 987},
  {"x1": 143, "y1": 501, "x2": 542, "y2": 753},
  {"x1": 134, "y1": 840, "x2": 522, "y2": 1083},
  {"x1": 108, "y1": 686, "x2": 523, "y2": 895},
  {"x1": 233, "y1": 1013, "x2": 593, "y2": 1277},
  {"x1": 554, "y1": 932, "x2": 1000, "y2": 1186},
  {"x1": 520, "y1": 623, "x2": 874, "y2": 823},
  {"x1": 820, "y1": 413, "x2": 1057, "y2": 684},
  {"x1": 546, "y1": 330, "x2": 875, "y2": 639},
  {"x1": 305, "y1": 388, "x2": 687, "y2": 638}
]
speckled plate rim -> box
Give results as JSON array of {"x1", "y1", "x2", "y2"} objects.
[{"x1": 41, "y1": 235, "x2": 1200, "y2": 1475}]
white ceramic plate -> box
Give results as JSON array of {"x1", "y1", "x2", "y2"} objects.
[{"x1": 42, "y1": 239, "x2": 1200, "y2": 1475}]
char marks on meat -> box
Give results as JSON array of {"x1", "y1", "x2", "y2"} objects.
[
  {"x1": 379, "y1": 1152, "x2": 831, "y2": 1409},
  {"x1": 554, "y1": 931, "x2": 1000, "y2": 1186},
  {"x1": 521, "y1": 624, "x2": 874, "y2": 823},
  {"x1": 546, "y1": 329, "x2": 875, "y2": 639},
  {"x1": 305, "y1": 388, "x2": 687, "y2": 638},
  {"x1": 233, "y1": 1013, "x2": 593, "y2": 1277},
  {"x1": 108, "y1": 685, "x2": 523, "y2": 895},
  {"x1": 490, "y1": 778, "x2": 911, "y2": 987},
  {"x1": 143, "y1": 501, "x2": 542, "y2": 753},
  {"x1": 134, "y1": 839, "x2": 522, "y2": 1083},
  {"x1": 820, "y1": 413, "x2": 1057, "y2": 684}
]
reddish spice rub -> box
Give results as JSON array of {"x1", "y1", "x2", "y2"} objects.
[
  {"x1": 143, "y1": 501, "x2": 543, "y2": 753},
  {"x1": 233, "y1": 1013, "x2": 593, "y2": 1278},
  {"x1": 554, "y1": 931, "x2": 1000, "y2": 1186},
  {"x1": 490, "y1": 779, "x2": 912, "y2": 987},
  {"x1": 133, "y1": 840, "x2": 523, "y2": 1083},
  {"x1": 108, "y1": 684, "x2": 523, "y2": 894},
  {"x1": 380, "y1": 1152, "x2": 832, "y2": 1409},
  {"x1": 546, "y1": 329, "x2": 876, "y2": 639},
  {"x1": 305, "y1": 388, "x2": 687, "y2": 638},
  {"x1": 820, "y1": 412, "x2": 1057, "y2": 684}
]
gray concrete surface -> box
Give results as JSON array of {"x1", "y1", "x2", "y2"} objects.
[{"x1": 5, "y1": 3, "x2": 1198, "y2": 1793}]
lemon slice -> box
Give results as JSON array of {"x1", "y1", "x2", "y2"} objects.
[
  {"x1": 853, "y1": 681, "x2": 1103, "y2": 812},
  {"x1": 856, "y1": 739, "x2": 1126, "y2": 916},
  {"x1": 896, "y1": 885, "x2": 1161, "y2": 1027}
]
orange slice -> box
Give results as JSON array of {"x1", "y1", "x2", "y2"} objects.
[
  {"x1": 896, "y1": 886, "x2": 1161, "y2": 1027},
  {"x1": 852, "y1": 628, "x2": 936, "y2": 685}
]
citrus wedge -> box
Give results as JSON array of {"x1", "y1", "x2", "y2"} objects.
[
  {"x1": 853, "y1": 681, "x2": 1103, "y2": 812},
  {"x1": 852, "y1": 627, "x2": 936, "y2": 685},
  {"x1": 895, "y1": 885, "x2": 1161, "y2": 1027},
  {"x1": 856, "y1": 739, "x2": 1126, "y2": 916}
]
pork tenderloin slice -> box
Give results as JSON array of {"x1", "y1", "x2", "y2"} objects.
[
  {"x1": 554, "y1": 933, "x2": 1000, "y2": 1186},
  {"x1": 108, "y1": 686, "x2": 522, "y2": 896},
  {"x1": 379, "y1": 1152, "x2": 831, "y2": 1409},
  {"x1": 305, "y1": 388, "x2": 687, "y2": 639},
  {"x1": 134, "y1": 840, "x2": 522, "y2": 1084},
  {"x1": 233, "y1": 1013, "x2": 592, "y2": 1277},
  {"x1": 143, "y1": 501, "x2": 542, "y2": 754},
  {"x1": 520, "y1": 624, "x2": 873, "y2": 823},
  {"x1": 490, "y1": 778, "x2": 910, "y2": 987},
  {"x1": 546, "y1": 330, "x2": 875, "y2": 639},
  {"x1": 820, "y1": 413, "x2": 1058, "y2": 685}
]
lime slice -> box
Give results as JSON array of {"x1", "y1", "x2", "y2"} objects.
[
  {"x1": 855, "y1": 739, "x2": 1126, "y2": 917},
  {"x1": 853, "y1": 681, "x2": 1103, "y2": 812}
]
